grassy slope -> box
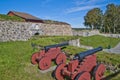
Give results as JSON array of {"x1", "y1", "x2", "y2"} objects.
[
  {"x1": 80, "y1": 35, "x2": 120, "y2": 48},
  {"x1": 0, "y1": 36, "x2": 78, "y2": 80},
  {"x1": 0, "y1": 14, "x2": 24, "y2": 22},
  {"x1": 0, "y1": 36, "x2": 120, "y2": 80},
  {"x1": 0, "y1": 41, "x2": 54, "y2": 80}
]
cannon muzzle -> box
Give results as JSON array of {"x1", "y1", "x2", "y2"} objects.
[
  {"x1": 74, "y1": 47, "x2": 103, "y2": 60},
  {"x1": 44, "y1": 42, "x2": 69, "y2": 52}
]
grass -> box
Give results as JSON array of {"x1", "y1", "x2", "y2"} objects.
[
  {"x1": 97, "y1": 52, "x2": 120, "y2": 66},
  {"x1": 0, "y1": 36, "x2": 78, "y2": 80},
  {"x1": 80, "y1": 35, "x2": 120, "y2": 48},
  {"x1": 0, "y1": 36, "x2": 120, "y2": 80},
  {"x1": 0, "y1": 14, "x2": 24, "y2": 22},
  {"x1": 0, "y1": 41, "x2": 54, "y2": 80}
]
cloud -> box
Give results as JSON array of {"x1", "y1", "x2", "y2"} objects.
[
  {"x1": 66, "y1": 0, "x2": 106, "y2": 13},
  {"x1": 74, "y1": 0, "x2": 105, "y2": 6},
  {"x1": 66, "y1": 4, "x2": 105, "y2": 13}
]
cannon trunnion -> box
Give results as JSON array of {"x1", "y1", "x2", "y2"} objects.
[
  {"x1": 54, "y1": 47, "x2": 106, "y2": 80},
  {"x1": 31, "y1": 42, "x2": 68, "y2": 70}
]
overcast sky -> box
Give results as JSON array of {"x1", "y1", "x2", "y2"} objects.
[{"x1": 0, "y1": 0, "x2": 120, "y2": 28}]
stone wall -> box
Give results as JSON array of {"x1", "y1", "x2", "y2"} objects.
[
  {"x1": 100, "y1": 33, "x2": 120, "y2": 38},
  {"x1": 69, "y1": 39, "x2": 80, "y2": 47},
  {"x1": 72, "y1": 30, "x2": 100, "y2": 36},
  {"x1": 73, "y1": 29, "x2": 120, "y2": 38},
  {"x1": 0, "y1": 21, "x2": 72, "y2": 42}
]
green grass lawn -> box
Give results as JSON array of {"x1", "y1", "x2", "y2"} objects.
[
  {"x1": 0, "y1": 36, "x2": 120, "y2": 80},
  {"x1": 80, "y1": 35, "x2": 120, "y2": 48},
  {"x1": 0, "y1": 41, "x2": 54, "y2": 80},
  {"x1": 0, "y1": 14, "x2": 24, "y2": 22}
]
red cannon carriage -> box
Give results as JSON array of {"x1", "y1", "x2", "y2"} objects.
[
  {"x1": 54, "y1": 47, "x2": 106, "y2": 80},
  {"x1": 31, "y1": 42, "x2": 68, "y2": 70}
]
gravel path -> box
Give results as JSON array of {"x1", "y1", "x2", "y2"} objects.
[
  {"x1": 39, "y1": 66, "x2": 56, "y2": 73},
  {"x1": 103, "y1": 42, "x2": 120, "y2": 54}
]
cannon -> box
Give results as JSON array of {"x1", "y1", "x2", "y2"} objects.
[
  {"x1": 31, "y1": 42, "x2": 68, "y2": 70},
  {"x1": 54, "y1": 47, "x2": 106, "y2": 80}
]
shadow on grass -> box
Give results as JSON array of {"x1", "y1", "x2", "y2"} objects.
[{"x1": 103, "y1": 70, "x2": 120, "y2": 80}]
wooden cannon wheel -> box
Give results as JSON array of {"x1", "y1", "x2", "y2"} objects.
[
  {"x1": 55, "y1": 53, "x2": 66, "y2": 65},
  {"x1": 93, "y1": 64, "x2": 106, "y2": 80},
  {"x1": 38, "y1": 57, "x2": 51, "y2": 70},
  {"x1": 54, "y1": 63, "x2": 66, "y2": 80},
  {"x1": 31, "y1": 52, "x2": 39, "y2": 64},
  {"x1": 74, "y1": 71, "x2": 91, "y2": 80}
]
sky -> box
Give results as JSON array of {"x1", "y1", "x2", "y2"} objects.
[{"x1": 0, "y1": 0, "x2": 120, "y2": 28}]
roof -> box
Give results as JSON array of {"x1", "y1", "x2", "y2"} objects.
[
  {"x1": 7, "y1": 11, "x2": 43, "y2": 21},
  {"x1": 7, "y1": 11, "x2": 70, "y2": 25}
]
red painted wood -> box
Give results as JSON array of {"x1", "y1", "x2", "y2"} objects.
[
  {"x1": 8, "y1": 12, "x2": 14, "y2": 16},
  {"x1": 74, "y1": 72, "x2": 91, "y2": 80},
  {"x1": 54, "y1": 63, "x2": 66, "y2": 80},
  {"x1": 31, "y1": 52, "x2": 39, "y2": 64},
  {"x1": 55, "y1": 54, "x2": 105, "y2": 80},
  {"x1": 38, "y1": 57, "x2": 51, "y2": 70},
  {"x1": 56, "y1": 53, "x2": 66, "y2": 65},
  {"x1": 31, "y1": 47, "x2": 67, "y2": 70},
  {"x1": 93, "y1": 64, "x2": 106, "y2": 80}
]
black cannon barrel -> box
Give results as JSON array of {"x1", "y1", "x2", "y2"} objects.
[
  {"x1": 74, "y1": 47, "x2": 103, "y2": 60},
  {"x1": 44, "y1": 42, "x2": 69, "y2": 52}
]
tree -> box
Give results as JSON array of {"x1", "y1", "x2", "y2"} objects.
[
  {"x1": 116, "y1": 5, "x2": 120, "y2": 33},
  {"x1": 103, "y1": 4, "x2": 120, "y2": 33},
  {"x1": 84, "y1": 4, "x2": 120, "y2": 33},
  {"x1": 84, "y1": 8, "x2": 103, "y2": 30}
]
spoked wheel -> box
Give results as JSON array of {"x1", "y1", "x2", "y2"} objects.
[
  {"x1": 54, "y1": 63, "x2": 66, "y2": 80},
  {"x1": 56, "y1": 53, "x2": 66, "y2": 65},
  {"x1": 38, "y1": 57, "x2": 51, "y2": 70},
  {"x1": 93, "y1": 64, "x2": 106, "y2": 80},
  {"x1": 31, "y1": 52, "x2": 39, "y2": 64},
  {"x1": 75, "y1": 71, "x2": 91, "y2": 80}
]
